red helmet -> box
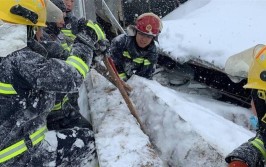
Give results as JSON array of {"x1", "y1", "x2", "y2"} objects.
[{"x1": 135, "y1": 13, "x2": 162, "y2": 37}]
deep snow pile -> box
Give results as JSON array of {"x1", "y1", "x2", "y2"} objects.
[
  {"x1": 76, "y1": 1, "x2": 265, "y2": 165},
  {"x1": 80, "y1": 70, "x2": 255, "y2": 167},
  {"x1": 84, "y1": 70, "x2": 163, "y2": 167},
  {"x1": 159, "y1": 0, "x2": 266, "y2": 69},
  {"x1": 129, "y1": 75, "x2": 254, "y2": 166}
]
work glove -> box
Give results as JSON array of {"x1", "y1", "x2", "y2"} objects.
[
  {"x1": 74, "y1": 32, "x2": 96, "y2": 50},
  {"x1": 71, "y1": 17, "x2": 86, "y2": 35},
  {"x1": 77, "y1": 18, "x2": 87, "y2": 32},
  {"x1": 40, "y1": 41, "x2": 69, "y2": 60},
  {"x1": 73, "y1": 18, "x2": 98, "y2": 43},
  {"x1": 94, "y1": 39, "x2": 110, "y2": 56}
]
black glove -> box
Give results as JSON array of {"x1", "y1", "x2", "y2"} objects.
[
  {"x1": 74, "y1": 32, "x2": 96, "y2": 50},
  {"x1": 94, "y1": 39, "x2": 110, "y2": 56},
  {"x1": 73, "y1": 18, "x2": 98, "y2": 42},
  {"x1": 40, "y1": 41, "x2": 69, "y2": 60},
  {"x1": 71, "y1": 17, "x2": 86, "y2": 35}
]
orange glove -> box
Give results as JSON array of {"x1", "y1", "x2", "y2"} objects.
[{"x1": 228, "y1": 161, "x2": 248, "y2": 167}]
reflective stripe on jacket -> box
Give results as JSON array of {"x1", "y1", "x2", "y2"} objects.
[
  {"x1": 86, "y1": 20, "x2": 106, "y2": 41},
  {"x1": 0, "y1": 83, "x2": 17, "y2": 95},
  {"x1": 250, "y1": 137, "x2": 266, "y2": 159},
  {"x1": 66, "y1": 55, "x2": 89, "y2": 78},
  {"x1": 61, "y1": 42, "x2": 71, "y2": 52},
  {"x1": 61, "y1": 29, "x2": 76, "y2": 41},
  {"x1": 0, "y1": 39, "x2": 86, "y2": 165},
  {"x1": 52, "y1": 95, "x2": 69, "y2": 111},
  {"x1": 0, "y1": 126, "x2": 48, "y2": 163}
]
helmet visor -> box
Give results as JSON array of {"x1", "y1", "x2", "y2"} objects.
[{"x1": 45, "y1": 0, "x2": 64, "y2": 23}]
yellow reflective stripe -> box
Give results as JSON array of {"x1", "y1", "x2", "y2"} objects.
[
  {"x1": 251, "y1": 138, "x2": 266, "y2": 159},
  {"x1": 86, "y1": 21, "x2": 106, "y2": 41},
  {"x1": 0, "y1": 126, "x2": 47, "y2": 163},
  {"x1": 123, "y1": 51, "x2": 131, "y2": 59},
  {"x1": 66, "y1": 56, "x2": 89, "y2": 78},
  {"x1": 262, "y1": 114, "x2": 266, "y2": 124},
  {"x1": 52, "y1": 102, "x2": 62, "y2": 111},
  {"x1": 30, "y1": 126, "x2": 48, "y2": 146},
  {"x1": 62, "y1": 96, "x2": 69, "y2": 105},
  {"x1": 0, "y1": 83, "x2": 17, "y2": 95},
  {"x1": 258, "y1": 90, "x2": 266, "y2": 101},
  {"x1": 52, "y1": 96, "x2": 69, "y2": 111},
  {"x1": 61, "y1": 43, "x2": 71, "y2": 52},
  {"x1": 0, "y1": 140, "x2": 27, "y2": 163},
  {"x1": 133, "y1": 58, "x2": 144, "y2": 64},
  {"x1": 94, "y1": 24, "x2": 106, "y2": 40},
  {"x1": 119, "y1": 73, "x2": 127, "y2": 80},
  {"x1": 144, "y1": 59, "x2": 151, "y2": 65},
  {"x1": 61, "y1": 29, "x2": 76, "y2": 40}
]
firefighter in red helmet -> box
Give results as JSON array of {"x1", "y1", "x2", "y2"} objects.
[
  {"x1": 135, "y1": 13, "x2": 162, "y2": 37},
  {"x1": 110, "y1": 12, "x2": 163, "y2": 81}
]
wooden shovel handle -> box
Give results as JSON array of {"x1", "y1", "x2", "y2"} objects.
[
  {"x1": 107, "y1": 57, "x2": 133, "y2": 92},
  {"x1": 103, "y1": 56, "x2": 145, "y2": 132}
]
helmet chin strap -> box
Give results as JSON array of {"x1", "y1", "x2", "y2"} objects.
[
  {"x1": 0, "y1": 21, "x2": 27, "y2": 57},
  {"x1": 27, "y1": 25, "x2": 35, "y2": 39}
]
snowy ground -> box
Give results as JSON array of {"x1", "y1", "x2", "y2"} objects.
[
  {"x1": 85, "y1": 70, "x2": 163, "y2": 167},
  {"x1": 78, "y1": 0, "x2": 264, "y2": 166},
  {"x1": 79, "y1": 70, "x2": 255, "y2": 167},
  {"x1": 1, "y1": 0, "x2": 262, "y2": 166}
]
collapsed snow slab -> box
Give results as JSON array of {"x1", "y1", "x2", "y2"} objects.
[
  {"x1": 85, "y1": 69, "x2": 163, "y2": 167},
  {"x1": 127, "y1": 75, "x2": 254, "y2": 167}
]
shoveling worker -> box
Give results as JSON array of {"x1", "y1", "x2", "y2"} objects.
[
  {"x1": 0, "y1": 0, "x2": 102, "y2": 166},
  {"x1": 42, "y1": 0, "x2": 105, "y2": 130},
  {"x1": 225, "y1": 46, "x2": 266, "y2": 167},
  {"x1": 42, "y1": 0, "x2": 107, "y2": 131},
  {"x1": 41, "y1": 0, "x2": 91, "y2": 130},
  {"x1": 110, "y1": 12, "x2": 163, "y2": 81}
]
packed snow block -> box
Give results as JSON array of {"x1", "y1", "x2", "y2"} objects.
[
  {"x1": 84, "y1": 69, "x2": 163, "y2": 167},
  {"x1": 127, "y1": 75, "x2": 254, "y2": 167}
]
